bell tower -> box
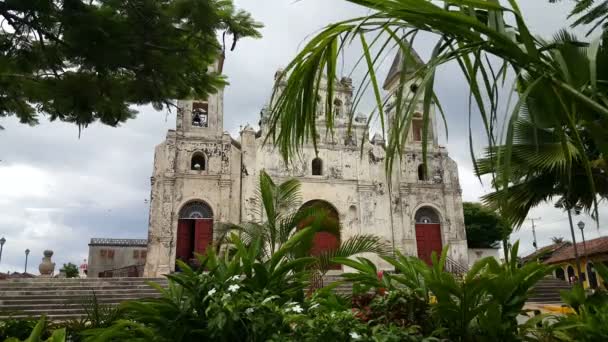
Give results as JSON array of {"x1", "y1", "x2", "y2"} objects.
[{"x1": 176, "y1": 61, "x2": 224, "y2": 138}]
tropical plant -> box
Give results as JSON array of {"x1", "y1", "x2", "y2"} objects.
[
  {"x1": 216, "y1": 170, "x2": 391, "y2": 277},
  {"x1": 81, "y1": 231, "x2": 323, "y2": 341},
  {"x1": 3, "y1": 316, "x2": 66, "y2": 342},
  {"x1": 551, "y1": 237, "x2": 566, "y2": 244},
  {"x1": 265, "y1": 0, "x2": 608, "y2": 227},
  {"x1": 552, "y1": 262, "x2": 608, "y2": 340},
  {"x1": 477, "y1": 93, "x2": 608, "y2": 228},
  {"x1": 0, "y1": 0, "x2": 262, "y2": 130},
  {"x1": 333, "y1": 242, "x2": 552, "y2": 341}
]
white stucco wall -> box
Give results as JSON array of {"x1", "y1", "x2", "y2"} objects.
[{"x1": 467, "y1": 248, "x2": 501, "y2": 268}]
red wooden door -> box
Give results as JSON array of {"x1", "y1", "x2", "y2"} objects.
[
  {"x1": 176, "y1": 220, "x2": 193, "y2": 261},
  {"x1": 194, "y1": 219, "x2": 213, "y2": 256},
  {"x1": 310, "y1": 232, "x2": 340, "y2": 270},
  {"x1": 415, "y1": 223, "x2": 442, "y2": 265}
]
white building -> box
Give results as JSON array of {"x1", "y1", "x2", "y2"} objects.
[{"x1": 144, "y1": 52, "x2": 468, "y2": 277}]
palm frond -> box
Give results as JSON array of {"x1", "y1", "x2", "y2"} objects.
[{"x1": 315, "y1": 234, "x2": 391, "y2": 273}]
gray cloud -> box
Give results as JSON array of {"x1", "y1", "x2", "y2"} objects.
[{"x1": 0, "y1": 0, "x2": 605, "y2": 272}]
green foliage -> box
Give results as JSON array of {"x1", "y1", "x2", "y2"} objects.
[
  {"x1": 7, "y1": 239, "x2": 608, "y2": 341},
  {"x1": 61, "y1": 292, "x2": 122, "y2": 341},
  {"x1": 3, "y1": 316, "x2": 66, "y2": 342},
  {"x1": 60, "y1": 262, "x2": 79, "y2": 278},
  {"x1": 335, "y1": 242, "x2": 553, "y2": 341},
  {"x1": 463, "y1": 202, "x2": 510, "y2": 248},
  {"x1": 0, "y1": 0, "x2": 262, "y2": 129},
  {"x1": 1, "y1": 317, "x2": 42, "y2": 340}
]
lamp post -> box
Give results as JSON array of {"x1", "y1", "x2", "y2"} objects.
[
  {"x1": 566, "y1": 209, "x2": 584, "y2": 285},
  {"x1": 578, "y1": 221, "x2": 589, "y2": 287},
  {"x1": 578, "y1": 221, "x2": 588, "y2": 257},
  {"x1": 24, "y1": 249, "x2": 30, "y2": 273},
  {"x1": 0, "y1": 237, "x2": 5, "y2": 265}
]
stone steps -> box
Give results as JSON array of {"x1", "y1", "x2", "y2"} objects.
[
  {"x1": 529, "y1": 278, "x2": 571, "y2": 304},
  {"x1": 0, "y1": 277, "x2": 167, "y2": 320}
]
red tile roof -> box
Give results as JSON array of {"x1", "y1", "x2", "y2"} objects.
[
  {"x1": 545, "y1": 236, "x2": 608, "y2": 264},
  {"x1": 521, "y1": 242, "x2": 571, "y2": 263}
]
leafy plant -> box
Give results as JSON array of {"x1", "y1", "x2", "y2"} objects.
[
  {"x1": 552, "y1": 262, "x2": 608, "y2": 340},
  {"x1": 3, "y1": 316, "x2": 65, "y2": 342},
  {"x1": 60, "y1": 263, "x2": 79, "y2": 278},
  {"x1": 333, "y1": 242, "x2": 552, "y2": 341},
  {"x1": 265, "y1": 0, "x2": 607, "y2": 228}
]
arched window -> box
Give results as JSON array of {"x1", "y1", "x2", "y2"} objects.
[
  {"x1": 312, "y1": 158, "x2": 323, "y2": 176},
  {"x1": 179, "y1": 201, "x2": 213, "y2": 219},
  {"x1": 191, "y1": 153, "x2": 206, "y2": 171},
  {"x1": 415, "y1": 207, "x2": 440, "y2": 224},
  {"x1": 418, "y1": 164, "x2": 427, "y2": 181}
]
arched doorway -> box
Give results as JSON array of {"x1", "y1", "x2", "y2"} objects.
[
  {"x1": 555, "y1": 267, "x2": 566, "y2": 281},
  {"x1": 567, "y1": 265, "x2": 575, "y2": 284},
  {"x1": 298, "y1": 200, "x2": 340, "y2": 269},
  {"x1": 414, "y1": 207, "x2": 442, "y2": 265},
  {"x1": 176, "y1": 201, "x2": 213, "y2": 265}
]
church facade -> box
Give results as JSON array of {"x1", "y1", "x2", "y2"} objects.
[{"x1": 143, "y1": 55, "x2": 468, "y2": 277}]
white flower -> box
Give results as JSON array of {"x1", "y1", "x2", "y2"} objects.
[
  {"x1": 245, "y1": 307, "x2": 255, "y2": 315},
  {"x1": 207, "y1": 288, "x2": 217, "y2": 297},
  {"x1": 288, "y1": 304, "x2": 303, "y2": 313},
  {"x1": 350, "y1": 332, "x2": 361, "y2": 340},
  {"x1": 193, "y1": 309, "x2": 198, "y2": 315},
  {"x1": 228, "y1": 275, "x2": 241, "y2": 282},
  {"x1": 262, "y1": 296, "x2": 278, "y2": 304},
  {"x1": 309, "y1": 303, "x2": 320, "y2": 310},
  {"x1": 228, "y1": 284, "x2": 240, "y2": 292},
  {"x1": 221, "y1": 293, "x2": 231, "y2": 301}
]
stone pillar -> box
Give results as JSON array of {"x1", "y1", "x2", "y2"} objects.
[
  {"x1": 240, "y1": 125, "x2": 257, "y2": 222},
  {"x1": 144, "y1": 177, "x2": 176, "y2": 277}
]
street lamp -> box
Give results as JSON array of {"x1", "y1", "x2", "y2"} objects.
[
  {"x1": 566, "y1": 209, "x2": 584, "y2": 285},
  {"x1": 578, "y1": 221, "x2": 588, "y2": 256},
  {"x1": 578, "y1": 220, "x2": 589, "y2": 273},
  {"x1": 24, "y1": 249, "x2": 30, "y2": 273},
  {"x1": 0, "y1": 237, "x2": 5, "y2": 265}
]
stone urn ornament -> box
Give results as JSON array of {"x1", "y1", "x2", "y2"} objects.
[{"x1": 38, "y1": 250, "x2": 56, "y2": 277}]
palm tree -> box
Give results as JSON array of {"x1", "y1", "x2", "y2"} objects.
[
  {"x1": 551, "y1": 237, "x2": 565, "y2": 244},
  {"x1": 265, "y1": 0, "x2": 607, "y2": 226},
  {"x1": 216, "y1": 170, "x2": 390, "y2": 277}
]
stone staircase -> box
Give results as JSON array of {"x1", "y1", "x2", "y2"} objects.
[
  {"x1": 321, "y1": 274, "x2": 353, "y2": 295},
  {"x1": 528, "y1": 277, "x2": 572, "y2": 303},
  {"x1": 0, "y1": 277, "x2": 168, "y2": 320}
]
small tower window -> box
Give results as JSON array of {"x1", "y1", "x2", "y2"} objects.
[
  {"x1": 192, "y1": 101, "x2": 209, "y2": 128},
  {"x1": 412, "y1": 112, "x2": 423, "y2": 142},
  {"x1": 191, "y1": 153, "x2": 206, "y2": 171},
  {"x1": 418, "y1": 164, "x2": 427, "y2": 181},
  {"x1": 334, "y1": 98, "x2": 343, "y2": 117},
  {"x1": 312, "y1": 158, "x2": 323, "y2": 176}
]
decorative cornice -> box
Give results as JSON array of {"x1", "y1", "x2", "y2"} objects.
[{"x1": 89, "y1": 238, "x2": 148, "y2": 247}]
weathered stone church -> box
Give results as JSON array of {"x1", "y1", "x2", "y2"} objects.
[{"x1": 143, "y1": 53, "x2": 468, "y2": 277}]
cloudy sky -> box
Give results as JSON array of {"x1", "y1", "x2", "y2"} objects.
[{"x1": 1, "y1": 0, "x2": 606, "y2": 273}]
